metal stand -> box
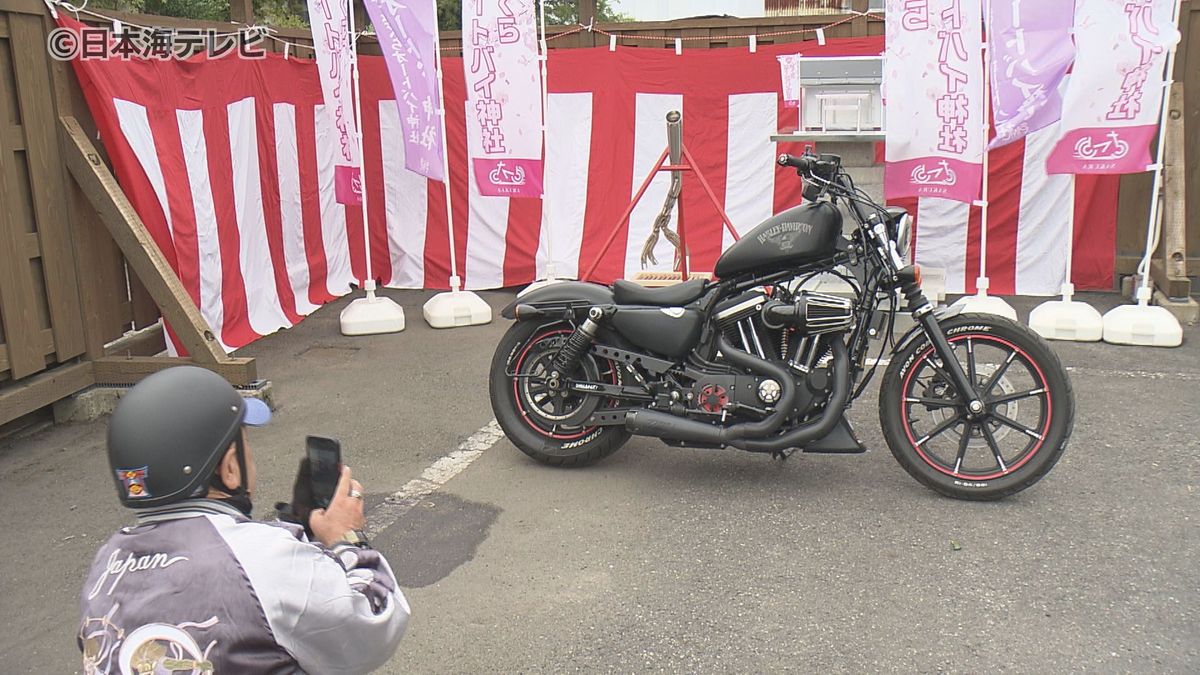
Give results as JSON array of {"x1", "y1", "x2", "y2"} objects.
[{"x1": 581, "y1": 111, "x2": 740, "y2": 283}]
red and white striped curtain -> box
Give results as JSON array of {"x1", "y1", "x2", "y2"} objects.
[{"x1": 63, "y1": 18, "x2": 1117, "y2": 352}]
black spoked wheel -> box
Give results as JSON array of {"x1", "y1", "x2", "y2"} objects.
[
  {"x1": 489, "y1": 321, "x2": 630, "y2": 466},
  {"x1": 880, "y1": 314, "x2": 1074, "y2": 500}
]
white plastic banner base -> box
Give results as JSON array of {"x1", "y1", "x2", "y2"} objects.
[
  {"x1": 340, "y1": 282, "x2": 407, "y2": 335},
  {"x1": 424, "y1": 290, "x2": 493, "y2": 328},
  {"x1": 1029, "y1": 297, "x2": 1103, "y2": 342},
  {"x1": 951, "y1": 292, "x2": 1018, "y2": 321},
  {"x1": 1102, "y1": 302, "x2": 1183, "y2": 347}
]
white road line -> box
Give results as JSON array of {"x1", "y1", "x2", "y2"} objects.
[
  {"x1": 1064, "y1": 367, "x2": 1200, "y2": 381},
  {"x1": 366, "y1": 420, "x2": 504, "y2": 537}
]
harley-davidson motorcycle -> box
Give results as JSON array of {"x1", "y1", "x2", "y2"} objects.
[{"x1": 488, "y1": 152, "x2": 1074, "y2": 500}]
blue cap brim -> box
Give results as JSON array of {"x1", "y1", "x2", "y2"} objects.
[{"x1": 242, "y1": 397, "x2": 272, "y2": 427}]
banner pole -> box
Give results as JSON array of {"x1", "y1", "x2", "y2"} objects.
[
  {"x1": 348, "y1": 0, "x2": 374, "y2": 291},
  {"x1": 338, "y1": 0, "x2": 407, "y2": 335},
  {"x1": 1099, "y1": 0, "x2": 1184, "y2": 346},
  {"x1": 951, "y1": 37, "x2": 1017, "y2": 319},
  {"x1": 421, "y1": 4, "x2": 492, "y2": 327},
  {"x1": 537, "y1": 0, "x2": 558, "y2": 282},
  {"x1": 432, "y1": 17, "x2": 461, "y2": 292},
  {"x1": 1134, "y1": 0, "x2": 1184, "y2": 307},
  {"x1": 976, "y1": 41, "x2": 990, "y2": 297}
]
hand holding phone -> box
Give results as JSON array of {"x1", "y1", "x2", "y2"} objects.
[{"x1": 305, "y1": 436, "x2": 342, "y2": 510}]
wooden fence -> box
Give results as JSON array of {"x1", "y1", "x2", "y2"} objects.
[{"x1": 0, "y1": 0, "x2": 1193, "y2": 427}]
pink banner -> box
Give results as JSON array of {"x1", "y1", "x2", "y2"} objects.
[
  {"x1": 463, "y1": 0, "x2": 544, "y2": 198},
  {"x1": 883, "y1": 0, "x2": 985, "y2": 203},
  {"x1": 987, "y1": 0, "x2": 1076, "y2": 149},
  {"x1": 364, "y1": 0, "x2": 445, "y2": 182},
  {"x1": 307, "y1": 0, "x2": 362, "y2": 204},
  {"x1": 1047, "y1": 0, "x2": 1180, "y2": 174}
]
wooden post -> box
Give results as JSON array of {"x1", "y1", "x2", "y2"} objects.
[
  {"x1": 850, "y1": 0, "x2": 870, "y2": 37},
  {"x1": 59, "y1": 116, "x2": 228, "y2": 364},
  {"x1": 1156, "y1": 81, "x2": 1191, "y2": 298},
  {"x1": 230, "y1": 0, "x2": 254, "y2": 24}
]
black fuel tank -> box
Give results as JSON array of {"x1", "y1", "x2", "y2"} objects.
[{"x1": 714, "y1": 202, "x2": 842, "y2": 278}]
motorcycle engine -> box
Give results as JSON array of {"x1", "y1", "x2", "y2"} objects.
[{"x1": 699, "y1": 284, "x2": 856, "y2": 420}]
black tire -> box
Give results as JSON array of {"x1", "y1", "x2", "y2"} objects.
[
  {"x1": 879, "y1": 313, "x2": 1074, "y2": 500},
  {"x1": 489, "y1": 320, "x2": 630, "y2": 467}
]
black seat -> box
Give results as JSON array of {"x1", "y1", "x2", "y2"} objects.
[{"x1": 612, "y1": 279, "x2": 709, "y2": 306}]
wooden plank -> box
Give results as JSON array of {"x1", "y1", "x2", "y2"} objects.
[
  {"x1": 20, "y1": 231, "x2": 38, "y2": 258},
  {"x1": 1184, "y1": 3, "x2": 1200, "y2": 261},
  {"x1": 104, "y1": 323, "x2": 166, "y2": 358},
  {"x1": 0, "y1": 14, "x2": 9, "y2": 39},
  {"x1": 0, "y1": 361, "x2": 93, "y2": 427},
  {"x1": 129, "y1": 270, "x2": 161, "y2": 329},
  {"x1": 60, "y1": 116, "x2": 228, "y2": 364},
  {"x1": 1161, "y1": 82, "x2": 1188, "y2": 285},
  {"x1": 0, "y1": 0, "x2": 44, "y2": 14},
  {"x1": 0, "y1": 125, "x2": 44, "y2": 381},
  {"x1": 10, "y1": 13, "x2": 86, "y2": 361},
  {"x1": 93, "y1": 356, "x2": 258, "y2": 387},
  {"x1": 3, "y1": 125, "x2": 23, "y2": 149},
  {"x1": 47, "y1": 42, "x2": 132, "y2": 353},
  {"x1": 1149, "y1": 260, "x2": 1191, "y2": 299}
]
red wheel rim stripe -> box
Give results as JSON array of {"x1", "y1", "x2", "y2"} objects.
[{"x1": 899, "y1": 333, "x2": 1053, "y2": 481}]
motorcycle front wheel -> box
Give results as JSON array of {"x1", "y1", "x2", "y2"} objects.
[{"x1": 879, "y1": 314, "x2": 1074, "y2": 500}]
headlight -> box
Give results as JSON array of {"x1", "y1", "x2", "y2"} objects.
[{"x1": 894, "y1": 212, "x2": 913, "y2": 263}]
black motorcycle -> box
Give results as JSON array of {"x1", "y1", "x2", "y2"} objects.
[{"x1": 489, "y1": 152, "x2": 1074, "y2": 500}]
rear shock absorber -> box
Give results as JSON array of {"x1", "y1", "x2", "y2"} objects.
[{"x1": 550, "y1": 307, "x2": 604, "y2": 377}]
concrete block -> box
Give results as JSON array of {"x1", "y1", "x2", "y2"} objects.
[
  {"x1": 51, "y1": 380, "x2": 275, "y2": 425},
  {"x1": 1152, "y1": 289, "x2": 1199, "y2": 325}
]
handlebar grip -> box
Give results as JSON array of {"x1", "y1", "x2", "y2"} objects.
[{"x1": 777, "y1": 153, "x2": 813, "y2": 173}]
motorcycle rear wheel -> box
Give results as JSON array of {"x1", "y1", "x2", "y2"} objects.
[
  {"x1": 879, "y1": 314, "x2": 1074, "y2": 500},
  {"x1": 489, "y1": 320, "x2": 630, "y2": 467}
]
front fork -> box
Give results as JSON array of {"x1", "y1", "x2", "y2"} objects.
[
  {"x1": 867, "y1": 211, "x2": 988, "y2": 418},
  {"x1": 898, "y1": 271, "x2": 987, "y2": 418}
]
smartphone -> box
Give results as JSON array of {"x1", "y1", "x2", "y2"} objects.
[{"x1": 306, "y1": 436, "x2": 342, "y2": 510}]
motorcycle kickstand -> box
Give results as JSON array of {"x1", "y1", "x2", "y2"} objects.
[{"x1": 771, "y1": 448, "x2": 798, "y2": 461}]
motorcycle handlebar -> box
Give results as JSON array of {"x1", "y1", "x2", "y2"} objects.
[{"x1": 777, "y1": 153, "x2": 814, "y2": 174}]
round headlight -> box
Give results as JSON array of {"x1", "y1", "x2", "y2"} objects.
[{"x1": 895, "y1": 212, "x2": 913, "y2": 263}]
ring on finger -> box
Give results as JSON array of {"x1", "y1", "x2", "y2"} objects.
[{"x1": 349, "y1": 488, "x2": 364, "y2": 499}]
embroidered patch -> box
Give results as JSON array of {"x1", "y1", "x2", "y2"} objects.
[{"x1": 116, "y1": 467, "x2": 151, "y2": 499}]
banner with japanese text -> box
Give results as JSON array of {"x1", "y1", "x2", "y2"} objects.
[
  {"x1": 462, "y1": 0, "x2": 544, "y2": 198},
  {"x1": 987, "y1": 0, "x2": 1075, "y2": 149},
  {"x1": 1046, "y1": 0, "x2": 1180, "y2": 174},
  {"x1": 307, "y1": 0, "x2": 362, "y2": 204},
  {"x1": 883, "y1": 0, "x2": 984, "y2": 203},
  {"x1": 364, "y1": 0, "x2": 445, "y2": 181}
]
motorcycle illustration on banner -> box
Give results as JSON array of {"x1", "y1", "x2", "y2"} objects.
[
  {"x1": 489, "y1": 153, "x2": 1075, "y2": 500},
  {"x1": 909, "y1": 160, "x2": 959, "y2": 187},
  {"x1": 1072, "y1": 131, "x2": 1131, "y2": 161}
]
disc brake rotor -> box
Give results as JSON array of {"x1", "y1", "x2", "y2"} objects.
[
  {"x1": 517, "y1": 338, "x2": 604, "y2": 429},
  {"x1": 929, "y1": 363, "x2": 1017, "y2": 448}
]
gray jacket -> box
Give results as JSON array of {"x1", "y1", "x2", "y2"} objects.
[{"x1": 78, "y1": 499, "x2": 410, "y2": 674}]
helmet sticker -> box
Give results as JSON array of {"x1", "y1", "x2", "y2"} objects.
[{"x1": 116, "y1": 467, "x2": 151, "y2": 499}]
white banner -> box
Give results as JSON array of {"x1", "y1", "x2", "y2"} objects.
[
  {"x1": 307, "y1": 0, "x2": 362, "y2": 204},
  {"x1": 884, "y1": 0, "x2": 985, "y2": 203},
  {"x1": 463, "y1": 0, "x2": 544, "y2": 198},
  {"x1": 1046, "y1": 0, "x2": 1180, "y2": 174}
]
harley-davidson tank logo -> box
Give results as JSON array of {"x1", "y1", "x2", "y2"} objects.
[{"x1": 757, "y1": 221, "x2": 814, "y2": 251}]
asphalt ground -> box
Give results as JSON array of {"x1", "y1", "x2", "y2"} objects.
[{"x1": 0, "y1": 289, "x2": 1196, "y2": 673}]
